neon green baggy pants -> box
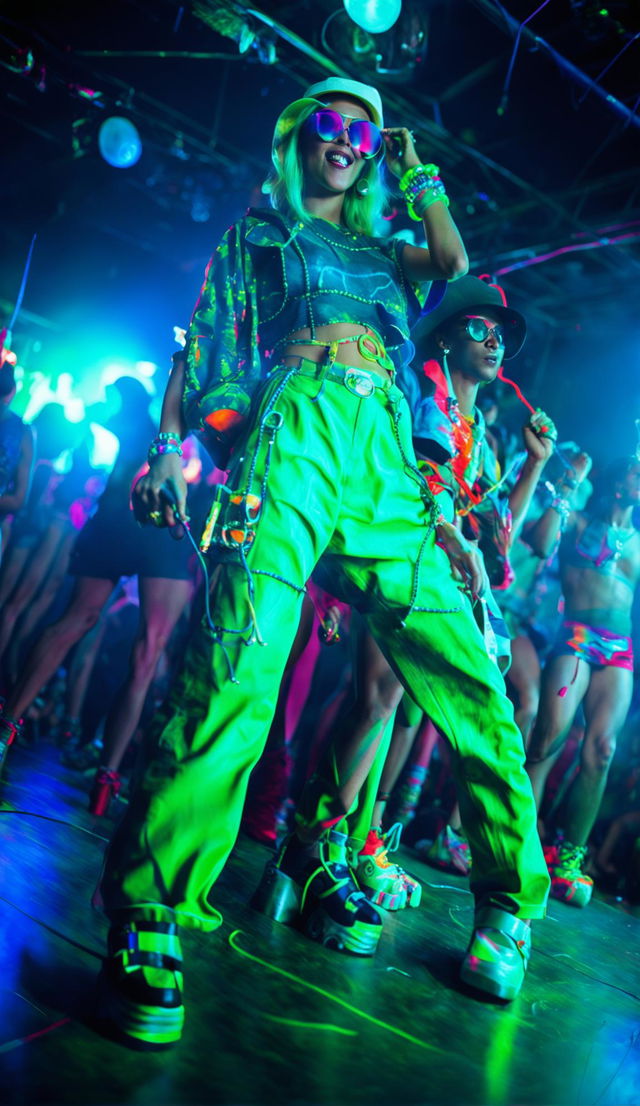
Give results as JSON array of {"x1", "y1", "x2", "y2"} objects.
[{"x1": 100, "y1": 363, "x2": 549, "y2": 928}]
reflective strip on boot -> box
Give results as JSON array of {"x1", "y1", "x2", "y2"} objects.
[{"x1": 98, "y1": 921, "x2": 185, "y2": 1049}]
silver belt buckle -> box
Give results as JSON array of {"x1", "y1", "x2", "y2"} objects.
[{"x1": 344, "y1": 369, "x2": 375, "y2": 398}]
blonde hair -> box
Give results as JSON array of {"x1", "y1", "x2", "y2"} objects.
[{"x1": 266, "y1": 100, "x2": 388, "y2": 237}]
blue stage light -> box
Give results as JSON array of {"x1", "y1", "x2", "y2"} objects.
[
  {"x1": 98, "y1": 116, "x2": 142, "y2": 169},
  {"x1": 344, "y1": 0, "x2": 402, "y2": 35}
]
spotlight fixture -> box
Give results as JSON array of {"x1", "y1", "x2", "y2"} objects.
[
  {"x1": 192, "y1": 2, "x2": 278, "y2": 64},
  {"x1": 343, "y1": 0, "x2": 402, "y2": 35},
  {"x1": 325, "y1": 1, "x2": 427, "y2": 81},
  {"x1": 98, "y1": 117, "x2": 142, "y2": 169}
]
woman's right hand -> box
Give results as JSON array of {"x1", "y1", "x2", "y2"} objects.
[{"x1": 133, "y1": 452, "x2": 188, "y2": 528}]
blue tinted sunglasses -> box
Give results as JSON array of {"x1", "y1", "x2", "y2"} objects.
[{"x1": 304, "y1": 107, "x2": 383, "y2": 159}]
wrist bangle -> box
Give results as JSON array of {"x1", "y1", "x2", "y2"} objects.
[
  {"x1": 399, "y1": 164, "x2": 440, "y2": 193},
  {"x1": 551, "y1": 495, "x2": 571, "y2": 521},
  {"x1": 148, "y1": 433, "x2": 183, "y2": 463},
  {"x1": 400, "y1": 166, "x2": 450, "y2": 220},
  {"x1": 411, "y1": 187, "x2": 450, "y2": 220}
]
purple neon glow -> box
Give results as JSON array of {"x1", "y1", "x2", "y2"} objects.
[{"x1": 494, "y1": 231, "x2": 640, "y2": 276}]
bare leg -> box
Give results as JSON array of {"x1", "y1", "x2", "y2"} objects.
[
  {"x1": 5, "y1": 530, "x2": 76, "y2": 684},
  {"x1": 0, "y1": 521, "x2": 70, "y2": 662},
  {"x1": 100, "y1": 576, "x2": 193, "y2": 773},
  {"x1": 0, "y1": 517, "x2": 11, "y2": 569},
  {"x1": 526, "y1": 654, "x2": 591, "y2": 810},
  {"x1": 4, "y1": 576, "x2": 114, "y2": 720},
  {"x1": 370, "y1": 711, "x2": 423, "y2": 830},
  {"x1": 507, "y1": 633, "x2": 542, "y2": 747},
  {"x1": 65, "y1": 614, "x2": 111, "y2": 722},
  {"x1": 0, "y1": 543, "x2": 29, "y2": 608},
  {"x1": 297, "y1": 630, "x2": 404, "y2": 843},
  {"x1": 334, "y1": 632, "x2": 404, "y2": 820},
  {"x1": 562, "y1": 666, "x2": 633, "y2": 845}
]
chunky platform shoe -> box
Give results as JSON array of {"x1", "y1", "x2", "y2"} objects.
[
  {"x1": 252, "y1": 828, "x2": 383, "y2": 956},
  {"x1": 89, "y1": 768, "x2": 122, "y2": 816},
  {"x1": 549, "y1": 840, "x2": 593, "y2": 908},
  {"x1": 354, "y1": 824, "x2": 422, "y2": 910},
  {"x1": 417, "y1": 824, "x2": 472, "y2": 876},
  {"x1": 97, "y1": 919, "x2": 184, "y2": 1050},
  {"x1": 460, "y1": 906, "x2": 531, "y2": 1001}
]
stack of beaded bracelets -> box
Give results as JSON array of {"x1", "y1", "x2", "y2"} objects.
[
  {"x1": 399, "y1": 164, "x2": 450, "y2": 221},
  {"x1": 148, "y1": 431, "x2": 183, "y2": 464},
  {"x1": 551, "y1": 472, "x2": 578, "y2": 524}
]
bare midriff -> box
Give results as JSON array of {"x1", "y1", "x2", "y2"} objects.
[{"x1": 280, "y1": 324, "x2": 392, "y2": 380}]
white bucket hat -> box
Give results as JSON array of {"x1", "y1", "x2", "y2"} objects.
[{"x1": 271, "y1": 76, "x2": 384, "y2": 160}]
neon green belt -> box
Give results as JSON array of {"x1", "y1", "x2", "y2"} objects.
[{"x1": 281, "y1": 330, "x2": 395, "y2": 376}]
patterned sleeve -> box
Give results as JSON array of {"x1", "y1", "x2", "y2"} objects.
[
  {"x1": 378, "y1": 235, "x2": 448, "y2": 319},
  {"x1": 182, "y1": 218, "x2": 262, "y2": 462}
]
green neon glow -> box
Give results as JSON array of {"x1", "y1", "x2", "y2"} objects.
[
  {"x1": 266, "y1": 1015, "x2": 358, "y2": 1036},
  {"x1": 228, "y1": 929, "x2": 440, "y2": 1052},
  {"x1": 484, "y1": 1002, "x2": 520, "y2": 1104}
]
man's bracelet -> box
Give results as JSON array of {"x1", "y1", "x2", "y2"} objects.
[{"x1": 551, "y1": 495, "x2": 571, "y2": 521}]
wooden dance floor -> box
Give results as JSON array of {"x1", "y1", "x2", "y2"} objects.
[{"x1": 1, "y1": 739, "x2": 639, "y2": 1106}]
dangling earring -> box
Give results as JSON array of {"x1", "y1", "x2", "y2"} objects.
[
  {"x1": 356, "y1": 177, "x2": 369, "y2": 196},
  {"x1": 440, "y1": 346, "x2": 452, "y2": 382}
]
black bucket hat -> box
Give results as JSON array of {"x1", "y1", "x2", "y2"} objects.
[{"x1": 413, "y1": 275, "x2": 526, "y2": 359}]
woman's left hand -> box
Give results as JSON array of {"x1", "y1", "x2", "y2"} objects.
[{"x1": 382, "y1": 127, "x2": 420, "y2": 179}]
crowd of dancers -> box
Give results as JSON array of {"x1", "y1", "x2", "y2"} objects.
[{"x1": 0, "y1": 75, "x2": 638, "y2": 1051}]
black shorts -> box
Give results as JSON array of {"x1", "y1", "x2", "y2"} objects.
[{"x1": 69, "y1": 503, "x2": 194, "y2": 583}]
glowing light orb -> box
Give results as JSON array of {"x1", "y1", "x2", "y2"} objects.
[
  {"x1": 98, "y1": 117, "x2": 142, "y2": 169},
  {"x1": 64, "y1": 398, "x2": 86, "y2": 424},
  {"x1": 344, "y1": 0, "x2": 402, "y2": 34},
  {"x1": 135, "y1": 360, "x2": 158, "y2": 378},
  {"x1": 89, "y1": 422, "x2": 120, "y2": 469}
]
